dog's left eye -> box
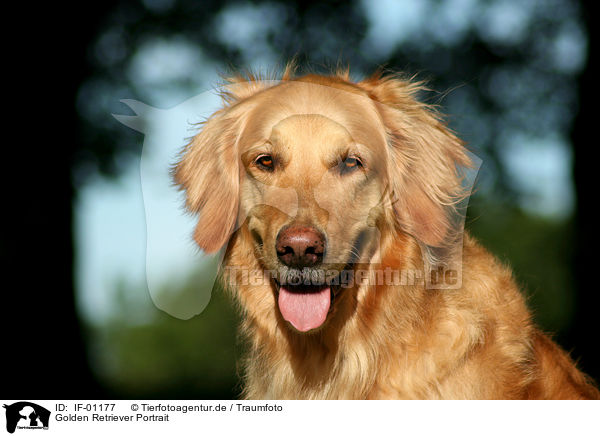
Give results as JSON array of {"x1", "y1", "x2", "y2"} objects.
[
  {"x1": 255, "y1": 154, "x2": 275, "y2": 171},
  {"x1": 340, "y1": 157, "x2": 363, "y2": 174}
]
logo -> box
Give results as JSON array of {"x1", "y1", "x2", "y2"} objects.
[{"x1": 3, "y1": 402, "x2": 50, "y2": 433}]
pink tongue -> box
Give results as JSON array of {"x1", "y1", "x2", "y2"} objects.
[{"x1": 278, "y1": 286, "x2": 331, "y2": 332}]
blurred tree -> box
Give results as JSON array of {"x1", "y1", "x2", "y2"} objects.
[
  {"x1": 568, "y1": 0, "x2": 600, "y2": 378},
  {"x1": 3, "y1": 2, "x2": 123, "y2": 397}
]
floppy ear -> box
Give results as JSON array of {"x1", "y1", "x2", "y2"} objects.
[
  {"x1": 174, "y1": 73, "x2": 285, "y2": 253},
  {"x1": 173, "y1": 109, "x2": 243, "y2": 254},
  {"x1": 358, "y1": 73, "x2": 472, "y2": 248}
]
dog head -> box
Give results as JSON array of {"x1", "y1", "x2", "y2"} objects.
[{"x1": 174, "y1": 67, "x2": 472, "y2": 333}]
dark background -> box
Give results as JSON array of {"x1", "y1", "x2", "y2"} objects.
[{"x1": 3, "y1": 0, "x2": 598, "y2": 398}]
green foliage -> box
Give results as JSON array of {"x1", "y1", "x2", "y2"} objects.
[
  {"x1": 467, "y1": 198, "x2": 574, "y2": 333},
  {"x1": 91, "y1": 281, "x2": 242, "y2": 399}
]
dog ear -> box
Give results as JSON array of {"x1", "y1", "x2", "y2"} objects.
[
  {"x1": 358, "y1": 73, "x2": 472, "y2": 248},
  {"x1": 174, "y1": 73, "x2": 287, "y2": 253},
  {"x1": 173, "y1": 108, "x2": 244, "y2": 254}
]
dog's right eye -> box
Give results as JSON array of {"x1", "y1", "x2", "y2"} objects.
[
  {"x1": 255, "y1": 154, "x2": 275, "y2": 171},
  {"x1": 339, "y1": 156, "x2": 363, "y2": 175}
]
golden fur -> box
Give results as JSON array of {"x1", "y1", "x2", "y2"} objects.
[{"x1": 174, "y1": 66, "x2": 599, "y2": 399}]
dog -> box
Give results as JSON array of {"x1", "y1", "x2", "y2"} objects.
[{"x1": 174, "y1": 65, "x2": 599, "y2": 399}]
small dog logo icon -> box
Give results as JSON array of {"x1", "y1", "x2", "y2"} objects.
[{"x1": 3, "y1": 402, "x2": 50, "y2": 433}]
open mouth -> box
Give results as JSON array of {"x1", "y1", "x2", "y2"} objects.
[{"x1": 274, "y1": 274, "x2": 343, "y2": 333}]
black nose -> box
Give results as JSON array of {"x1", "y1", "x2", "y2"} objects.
[{"x1": 276, "y1": 226, "x2": 325, "y2": 268}]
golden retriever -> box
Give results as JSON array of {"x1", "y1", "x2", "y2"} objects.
[{"x1": 174, "y1": 65, "x2": 599, "y2": 399}]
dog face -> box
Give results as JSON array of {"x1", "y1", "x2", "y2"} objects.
[
  {"x1": 239, "y1": 102, "x2": 389, "y2": 332},
  {"x1": 239, "y1": 84, "x2": 390, "y2": 274},
  {"x1": 175, "y1": 70, "x2": 470, "y2": 333}
]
